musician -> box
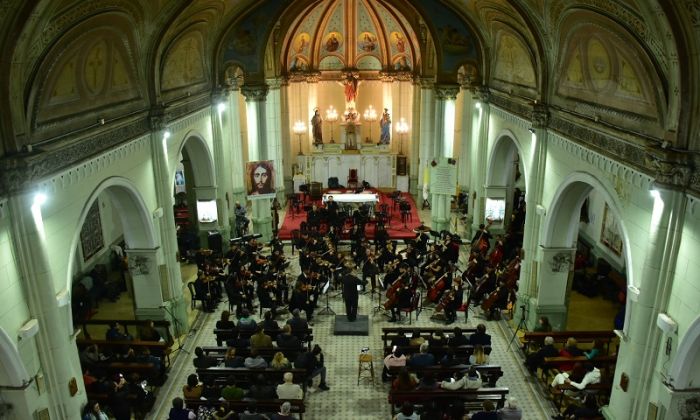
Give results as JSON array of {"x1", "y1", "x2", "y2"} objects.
[
  {"x1": 389, "y1": 275, "x2": 414, "y2": 323},
  {"x1": 290, "y1": 271, "x2": 316, "y2": 322},
  {"x1": 341, "y1": 270, "x2": 366, "y2": 322},
  {"x1": 325, "y1": 195, "x2": 340, "y2": 227},
  {"x1": 444, "y1": 278, "x2": 464, "y2": 325},
  {"x1": 362, "y1": 250, "x2": 379, "y2": 292},
  {"x1": 445, "y1": 235, "x2": 461, "y2": 264},
  {"x1": 472, "y1": 265, "x2": 496, "y2": 303},
  {"x1": 194, "y1": 270, "x2": 215, "y2": 312},
  {"x1": 489, "y1": 235, "x2": 505, "y2": 267},
  {"x1": 307, "y1": 204, "x2": 321, "y2": 231},
  {"x1": 472, "y1": 222, "x2": 493, "y2": 252}
]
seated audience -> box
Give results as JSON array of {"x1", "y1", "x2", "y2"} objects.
[
  {"x1": 497, "y1": 397, "x2": 522, "y2": 420},
  {"x1": 469, "y1": 324, "x2": 491, "y2": 346},
  {"x1": 182, "y1": 374, "x2": 203, "y2": 399},
  {"x1": 224, "y1": 347, "x2": 245, "y2": 368},
  {"x1": 390, "y1": 330, "x2": 410, "y2": 348},
  {"x1": 409, "y1": 330, "x2": 425, "y2": 347},
  {"x1": 250, "y1": 325, "x2": 273, "y2": 351},
  {"x1": 271, "y1": 402, "x2": 295, "y2": 420},
  {"x1": 193, "y1": 346, "x2": 217, "y2": 369},
  {"x1": 106, "y1": 322, "x2": 132, "y2": 341},
  {"x1": 247, "y1": 374, "x2": 276, "y2": 400},
  {"x1": 216, "y1": 311, "x2": 236, "y2": 330},
  {"x1": 551, "y1": 363, "x2": 601, "y2": 392},
  {"x1": 557, "y1": 338, "x2": 584, "y2": 371},
  {"x1": 82, "y1": 400, "x2": 109, "y2": 420},
  {"x1": 276, "y1": 325, "x2": 301, "y2": 349},
  {"x1": 383, "y1": 348, "x2": 407, "y2": 381},
  {"x1": 584, "y1": 340, "x2": 602, "y2": 360},
  {"x1": 226, "y1": 331, "x2": 250, "y2": 349},
  {"x1": 534, "y1": 316, "x2": 552, "y2": 332},
  {"x1": 552, "y1": 392, "x2": 601, "y2": 420},
  {"x1": 139, "y1": 320, "x2": 163, "y2": 342},
  {"x1": 416, "y1": 372, "x2": 439, "y2": 390},
  {"x1": 286, "y1": 309, "x2": 309, "y2": 332},
  {"x1": 238, "y1": 401, "x2": 268, "y2": 420},
  {"x1": 469, "y1": 345, "x2": 490, "y2": 365},
  {"x1": 408, "y1": 342, "x2": 435, "y2": 367},
  {"x1": 211, "y1": 402, "x2": 235, "y2": 420},
  {"x1": 392, "y1": 367, "x2": 418, "y2": 391},
  {"x1": 261, "y1": 310, "x2": 280, "y2": 332},
  {"x1": 525, "y1": 336, "x2": 559, "y2": 373},
  {"x1": 393, "y1": 401, "x2": 420, "y2": 420},
  {"x1": 294, "y1": 345, "x2": 329, "y2": 391},
  {"x1": 220, "y1": 377, "x2": 245, "y2": 401},
  {"x1": 244, "y1": 349, "x2": 268, "y2": 369},
  {"x1": 450, "y1": 327, "x2": 469, "y2": 347},
  {"x1": 441, "y1": 366, "x2": 482, "y2": 390},
  {"x1": 276, "y1": 372, "x2": 304, "y2": 400},
  {"x1": 237, "y1": 309, "x2": 257, "y2": 331},
  {"x1": 470, "y1": 400, "x2": 498, "y2": 420},
  {"x1": 439, "y1": 349, "x2": 461, "y2": 367},
  {"x1": 168, "y1": 397, "x2": 196, "y2": 420},
  {"x1": 270, "y1": 351, "x2": 292, "y2": 370}
]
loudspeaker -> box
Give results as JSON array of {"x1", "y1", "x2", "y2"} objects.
[
  {"x1": 397, "y1": 156, "x2": 407, "y2": 176},
  {"x1": 309, "y1": 182, "x2": 323, "y2": 200},
  {"x1": 208, "y1": 232, "x2": 223, "y2": 255}
]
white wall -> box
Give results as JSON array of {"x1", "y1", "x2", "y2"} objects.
[{"x1": 579, "y1": 189, "x2": 626, "y2": 270}]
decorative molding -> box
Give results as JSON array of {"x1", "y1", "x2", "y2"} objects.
[
  {"x1": 490, "y1": 106, "x2": 530, "y2": 130},
  {"x1": 473, "y1": 85, "x2": 491, "y2": 103},
  {"x1": 434, "y1": 85, "x2": 460, "y2": 101},
  {"x1": 549, "y1": 252, "x2": 573, "y2": 273},
  {"x1": 167, "y1": 107, "x2": 211, "y2": 135},
  {"x1": 531, "y1": 103, "x2": 550, "y2": 129},
  {"x1": 645, "y1": 148, "x2": 692, "y2": 189},
  {"x1": 241, "y1": 84, "x2": 269, "y2": 102}
]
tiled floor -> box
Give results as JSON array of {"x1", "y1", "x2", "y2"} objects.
[{"x1": 150, "y1": 247, "x2": 556, "y2": 419}]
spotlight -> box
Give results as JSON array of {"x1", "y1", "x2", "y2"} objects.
[
  {"x1": 475, "y1": 102, "x2": 482, "y2": 109},
  {"x1": 33, "y1": 193, "x2": 47, "y2": 207},
  {"x1": 650, "y1": 189, "x2": 661, "y2": 199},
  {"x1": 217, "y1": 102, "x2": 226, "y2": 113},
  {"x1": 163, "y1": 131, "x2": 171, "y2": 140},
  {"x1": 528, "y1": 128, "x2": 536, "y2": 134}
]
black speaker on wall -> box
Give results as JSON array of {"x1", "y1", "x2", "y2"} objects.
[{"x1": 397, "y1": 156, "x2": 407, "y2": 176}]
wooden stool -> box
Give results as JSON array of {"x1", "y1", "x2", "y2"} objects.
[{"x1": 357, "y1": 353, "x2": 375, "y2": 385}]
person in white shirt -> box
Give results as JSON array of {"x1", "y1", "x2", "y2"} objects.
[
  {"x1": 551, "y1": 363, "x2": 601, "y2": 390},
  {"x1": 440, "y1": 367, "x2": 482, "y2": 390},
  {"x1": 276, "y1": 372, "x2": 303, "y2": 400},
  {"x1": 497, "y1": 397, "x2": 523, "y2": 420}
]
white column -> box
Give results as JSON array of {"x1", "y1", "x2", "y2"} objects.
[
  {"x1": 8, "y1": 193, "x2": 84, "y2": 418},
  {"x1": 306, "y1": 75, "x2": 320, "y2": 153},
  {"x1": 430, "y1": 85, "x2": 460, "y2": 232},
  {"x1": 417, "y1": 78, "x2": 435, "y2": 204},
  {"x1": 241, "y1": 84, "x2": 273, "y2": 241},
  {"x1": 468, "y1": 86, "x2": 490, "y2": 236},
  {"x1": 148, "y1": 110, "x2": 187, "y2": 327},
  {"x1": 227, "y1": 84, "x2": 247, "y2": 204},
  {"x1": 519, "y1": 104, "x2": 549, "y2": 315},
  {"x1": 266, "y1": 78, "x2": 286, "y2": 204},
  {"x1": 409, "y1": 79, "x2": 422, "y2": 197},
  {"x1": 457, "y1": 82, "x2": 473, "y2": 190},
  {"x1": 607, "y1": 186, "x2": 687, "y2": 419},
  {"x1": 125, "y1": 247, "x2": 164, "y2": 310},
  {"x1": 211, "y1": 90, "x2": 232, "y2": 239}
]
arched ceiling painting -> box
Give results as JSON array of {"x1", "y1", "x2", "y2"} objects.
[{"x1": 283, "y1": 0, "x2": 420, "y2": 73}]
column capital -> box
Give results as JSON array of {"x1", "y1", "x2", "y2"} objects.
[
  {"x1": 305, "y1": 72, "x2": 323, "y2": 83},
  {"x1": 645, "y1": 147, "x2": 691, "y2": 189},
  {"x1": 211, "y1": 88, "x2": 230, "y2": 106},
  {"x1": 266, "y1": 77, "x2": 287, "y2": 90},
  {"x1": 378, "y1": 72, "x2": 395, "y2": 83},
  {"x1": 531, "y1": 102, "x2": 550, "y2": 129},
  {"x1": 148, "y1": 105, "x2": 169, "y2": 131},
  {"x1": 417, "y1": 77, "x2": 435, "y2": 89},
  {"x1": 472, "y1": 85, "x2": 491, "y2": 103},
  {"x1": 434, "y1": 84, "x2": 460, "y2": 101},
  {"x1": 241, "y1": 84, "x2": 269, "y2": 102}
]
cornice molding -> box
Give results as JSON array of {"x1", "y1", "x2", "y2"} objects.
[
  {"x1": 490, "y1": 105, "x2": 530, "y2": 130},
  {"x1": 241, "y1": 84, "x2": 269, "y2": 102}
]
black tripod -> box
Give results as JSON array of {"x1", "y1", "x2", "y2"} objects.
[
  {"x1": 317, "y1": 281, "x2": 336, "y2": 315},
  {"x1": 162, "y1": 303, "x2": 192, "y2": 355},
  {"x1": 507, "y1": 304, "x2": 528, "y2": 352}
]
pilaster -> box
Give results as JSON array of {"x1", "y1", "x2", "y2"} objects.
[
  {"x1": 226, "y1": 86, "x2": 247, "y2": 205},
  {"x1": 458, "y1": 80, "x2": 474, "y2": 192},
  {"x1": 468, "y1": 86, "x2": 491, "y2": 236},
  {"x1": 430, "y1": 85, "x2": 459, "y2": 232},
  {"x1": 409, "y1": 78, "x2": 422, "y2": 198},
  {"x1": 417, "y1": 78, "x2": 435, "y2": 203},
  {"x1": 211, "y1": 90, "x2": 232, "y2": 240},
  {"x1": 266, "y1": 78, "x2": 287, "y2": 205}
]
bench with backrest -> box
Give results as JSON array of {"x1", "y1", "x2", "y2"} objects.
[
  {"x1": 521, "y1": 331, "x2": 617, "y2": 354},
  {"x1": 387, "y1": 365, "x2": 504, "y2": 387},
  {"x1": 81, "y1": 319, "x2": 174, "y2": 343},
  {"x1": 185, "y1": 398, "x2": 305, "y2": 419},
  {"x1": 388, "y1": 387, "x2": 509, "y2": 414},
  {"x1": 200, "y1": 346, "x2": 303, "y2": 362},
  {"x1": 381, "y1": 327, "x2": 478, "y2": 348},
  {"x1": 77, "y1": 338, "x2": 172, "y2": 367},
  {"x1": 385, "y1": 344, "x2": 491, "y2": 361},
  {"x1": 195, "y1": 367, "x2": 307, "y2": 392},
  {"x1": 541, "y1": 355, "x2": 618, "y2": 409},
  {"x1": 214, "y1": 327, "x2": 313, "y2": 348}
]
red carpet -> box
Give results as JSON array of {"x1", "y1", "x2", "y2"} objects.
[{"x1": 278, "y1": 190, "x2": 422, "y2": 240}]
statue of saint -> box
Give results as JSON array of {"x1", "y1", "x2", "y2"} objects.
[
  {"x1": 379, "y1": 109, "x2": 391, "y2": 145},
  {"x1": 311, "y1": 108, "x2": 323, "y2": 144}
]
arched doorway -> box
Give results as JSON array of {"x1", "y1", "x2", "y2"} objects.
[
  {"x1": 541, "y1": 172, "x2": 633, "y2": 331},
  {"x1": 66, "y1": 178, "x2": 158, "y2": 335},
  {"x1": 485, "y1": 133, "x2": 527, "y2": 235},
  {"x1": 669, "y1": 315, "x2": 700, "y2": 389}
]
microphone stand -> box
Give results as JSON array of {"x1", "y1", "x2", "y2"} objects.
[{"x1": 161, "y1": 304, "x2": 192, "y2": 355}]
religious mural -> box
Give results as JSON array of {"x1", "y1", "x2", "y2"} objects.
[
  {"x1": 162, "y1": 31, "x2": 207, "y2": 91},
  {"x1": 493, "y1": 32, "x2": 536, "y2": 87}
]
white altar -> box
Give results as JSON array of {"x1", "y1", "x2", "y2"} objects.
[
  {"x1": 322, "y1": 192, "x2": 379, "y2": 204},
  {"x1": 301, "y1": 153, "x2": 397, "y2": 189}
]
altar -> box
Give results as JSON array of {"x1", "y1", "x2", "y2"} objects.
[
  {"x1": 322, "y1": 192, "x2": 379, "y2": 204},
  {"x1": 299, "y1": 153, "x2": 397, "y2": 189}
]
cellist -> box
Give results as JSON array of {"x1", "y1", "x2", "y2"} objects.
[{"x1": 388, "y1": 273, "x2": 414, "y2": 323}]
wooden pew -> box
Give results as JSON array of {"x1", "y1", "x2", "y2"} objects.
[
  {"x1": 214, "y1": 327, "x2": 313, "y2": 348},
  {"x1": 381, "y1": 327, "x2": 478, "y2": 348},
  {"x1": 541, "y1": 355, "x2": 618, "y2": 409},
  {"x1": 185, "y1": 398, "x2": 306, "y2": 420},
  {"x1": 200, "y1": 346, "x2": 303, "y2": 362},
  {"x1": 521, "y1": 330, "x2": 617, "y2": 354},
  {"x1": 195, "y1": 367, "x2": 307, "y2": 393},
  {"x1": 388, "y1": 387, "x2": 509, "y2": 414},
  {"x1": 77, "y1": 338, "x2": 172, "y2": 367},
  {"x1": 387, "y1": 365, "x2": 504, "y2": 387},
  {"x1": 384, "y1": 344, "x2": 491, "y2": 360},
  {"x1": 81, "y1": 319, "x2": 174, "y2": 343}
]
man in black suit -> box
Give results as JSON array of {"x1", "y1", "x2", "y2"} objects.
[{"x1": 341, "y1": 270, "x2": 366, "y2": 322}]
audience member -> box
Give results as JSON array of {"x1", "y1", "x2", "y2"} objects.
[
  {"x1": 220, "y1": 377, "x2": 245, "y2": 401},
  {"x1": 286, "y1": 309, "x2": 309, "y2": 332},
  {"x1": 168, "y1": 397, "x2": 196, "y2": 420},
  {"x1": 276, "y1": 372, "x2": 304, "y2": 400},
  {"x1": 182, "y1": 374, "x2": 203, "y2": 399},
  {"x1": 139, "y1": 320, "x2": 163, "y2": 342},
  {"x1": 551, "y1": 363, "x2": 601, "y2": 392},
  {"x1": 557, "y1": 338, "x2": 584, "y2": 371},
  {"x1": 390, "y1": 330, "x2": 410, "y2": 348},
  {"x1": 271, "y1": 402, "x2": 296, "y2": 420},
  {"x1": 270, "y1": 351, "x2": 292, "y2": 370},
  {"x1": 244, "y1": 349, "x2": 269, "y2": 369},
  {"x1": 469, "y1": 324, "x2": 491, "y2": 346},
  {"x1": 294, "y1": 345, "x2": 329, "y2": 391},
  {"x1": 416, "y1": 372, "x2": 439, "y2": 390},
  {"x1": 250, "y1": 325, "x2": 273, "y2": 351},
  {"x1": 525, "y1": 336, "x2": 558, "y2": 373},
  {"x1": 82, "y1": 400, "x2": 109, "y2": 420},
  {"x1": 498, "y1": 397, "x2": 522, "y2": 420},
  {"x1": 238, "y1": 401, "x2": 270, "y2": 420},
  {"x1": 276, "y1": 325, "x2": 302, "y2": 348},
  {"x1": 393, "y1": 401, "x2": 420, "y2": 420},
  {"x1": 224, "y1": 347, "x2": 245, "y2": 368},
  {"x1": 534, "y1": 316, "x2": 552, "y2": 332},
  {"x1": 106, "y1": 322, "x2": 132, "y2": 341},
  {"x1": 469, "y1": 345, "x2": 490, "y2": 365},
  {"x1": 247, "y1": 374, "x2": 276, "y2": 399},
  {"x1": 408, "y1": 342, "x2": 435, "y2": 367},
  {"x1": 409, "y1": 330, "x2": 425, "y2": 346},
  {"x1": 470, "y1": 400, "x2": 498, "y2": 420},
  {"x1": 392, "y1": 367, "x2": 418, "y2": 391},
  {"x1": 211, "y1": 402, "x2": 235, "y2": 420},
  {"x1": 216, "y1": 311, "x2": 236, "y2": 330},
  {"x1": 450, "y1": 327, "x2": 469, "y2": 346},
  {"x1": 237, "y1": 309, "x2": 257, "y2": 331},
  {"x1": 383, "y1": 348, "x2": 407, "y2": 381},
  {"x1": 261, "y1": 310, "x2": 280, "y2": 332},
  {"x1": 193, "y1": 346, "x2": 217, "y2": 369}
]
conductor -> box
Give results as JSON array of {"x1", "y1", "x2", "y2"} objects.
[{"x1": 341, "y1": 269, "x2": 366, "y2": 322}]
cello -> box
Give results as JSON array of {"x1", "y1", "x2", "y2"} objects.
[
  {"x1": 383, "y1": 274, "x2": 405, "y2": 310},
  {"x1": 428, "y1": 272, "x2": 448, "y2": 302}
]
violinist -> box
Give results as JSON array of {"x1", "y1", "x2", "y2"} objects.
[
  {"x1": 307, "y1": 204, "x2": 321, "y2": 231},
  {"x1": 362, "y1": 250, "x2": 379, "y2": 292},
  {"x1": 388, "y1": 273, "x2": 414, "y2": 323},
  {"x1": 444, "y1": 277, "x2": 464, "y2": 324},
  {"x1": 290, "y1": 273, "x2": 315, "y2": 323},
  {"x1": 194, "y1": 270, "x2": 215, "y2": 312},
  {"x1": 258, "y1": 271, "x2": 280, "y2": 316}
]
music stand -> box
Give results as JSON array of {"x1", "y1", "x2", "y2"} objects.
[
  {"x1": 317, "y1": 280, "x2": 336, "y2": 315},
  {"x1": 372, "y1": 275, "x2": 389, "y2": 316}
]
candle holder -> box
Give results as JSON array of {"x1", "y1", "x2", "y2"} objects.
[
  {"x1": 396, "y1": 118, "x2": 409, "y2": 155},
  {"x1": 293, "y1": 121, "x2": 306, "y2": 155},
  {"x1": 326, "y1": 106, "x2": 338, "y2": 143},
  {"x1": 363, "y1": 105, "x2": 377, "y2": 143}
]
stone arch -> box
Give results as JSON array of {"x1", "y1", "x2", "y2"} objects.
[
  {"x1": 0, "y1": 327, "x2": 31, "y2": 387},
  {"x1": 486, "y1": 131, "x2": 527, "y2": 186},
  {"x1": 64, "y1": 177, "x2": 157, "y2": 298},
  {"x1": 542, "y1": 171, "x2": 635, "y2": 329},
  {"x1": 174, "y1": 131, "x2": 216, "y2": 188},
  {"x1": 669, "y1": 315, "x2": 700, "y2": 389}
]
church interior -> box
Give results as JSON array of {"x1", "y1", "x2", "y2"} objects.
[{"x1": 0, "y1": 0, "x2": 699, "y2": 419}]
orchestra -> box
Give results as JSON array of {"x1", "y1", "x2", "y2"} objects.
[{"x1": 186, "y1": 191, "x2": 525, "y2": 327}]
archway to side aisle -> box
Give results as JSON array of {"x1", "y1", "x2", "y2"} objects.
[
  {"x1": 539, "y1": 172, "x2": 633, "y2": 332},
  {"x1": 66, "y1": 177, "x2": 160, "y2": 333},
  {"x1": 172, "y1": 132, "x2": 220, "y2": 258},
  {"x1": 484, "y1": 132, "x2": 527, "y2": 238}
]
